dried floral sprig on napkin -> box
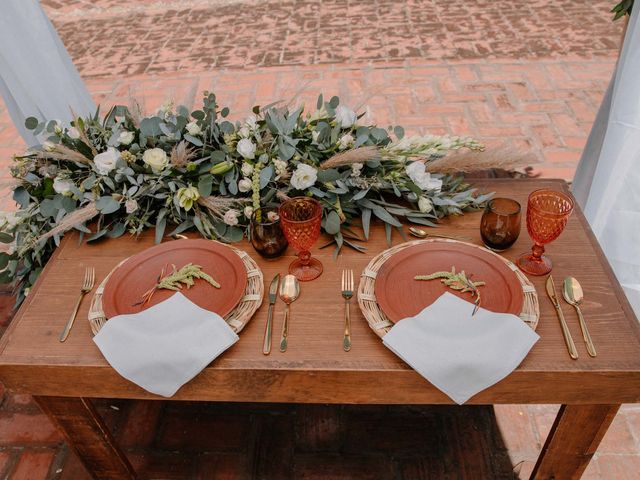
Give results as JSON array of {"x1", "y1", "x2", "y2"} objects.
[
  {"x1": 135, "y1": 263, "x2": 220, "y2": 306},
  {"x1": 415, "y1": 267, "x2": 485, "y2": 315}
]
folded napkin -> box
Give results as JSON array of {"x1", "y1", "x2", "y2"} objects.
[
  {"x1": 93, "y1": 293, "x2": 238, "y2": 397},
  {"x1": 383, "y1": 292, "x2": 539, "y2": 404}
]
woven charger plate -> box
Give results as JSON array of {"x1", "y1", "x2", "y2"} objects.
[
  {"x1": 88, "y1": 243, "x2": 263, "y2": 335},
  {"x1": 357, "y1": 239, "x2": 539, "y2": 339}
]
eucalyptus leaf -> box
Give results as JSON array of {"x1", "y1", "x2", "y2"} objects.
[
  {"x1": 96, "y1": 196, "x2": 120, "y2": 214},
  {"x1": 259, "y1": 165, "x2": 274, "y2": 189},
  {"x1": 361, "y1": 208, "x2": 371, "y2": 240},
  {"x1": 0, "y1": 233, "x2": 13, "y2": 244},
  {"x1": 324, "y1": 210, "x2": 341, "y2": 235},
  {"x1": 198, "y1": 175, "x2": 213, "y2": 197}
]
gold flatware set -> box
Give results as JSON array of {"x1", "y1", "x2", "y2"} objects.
[{"x1": 545, "y1": 275, "x2": 596, "y2": 360}]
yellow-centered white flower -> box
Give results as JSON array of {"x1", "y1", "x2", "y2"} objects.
[{"x1": 290, "y1": 163, "x2": 318, "y2": 190}]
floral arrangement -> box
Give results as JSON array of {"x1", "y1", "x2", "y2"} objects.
[{"x1": 0, "y1": 92, "x2": 502, "y2": 304}]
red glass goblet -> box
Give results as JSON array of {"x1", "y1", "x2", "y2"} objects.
[
  {"x1": 517, "y1": 189, "x2": 574, "y2": 276},
  {"x1": 279, "y1": 197, "x2": 323, "y2": 281}
]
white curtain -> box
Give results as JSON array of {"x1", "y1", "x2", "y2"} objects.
[
  {"x1": 0, "y1": 0, "x2": 95, "y2": 146},
  {"x1": 572, "y1": 7, "x2": 640, "y2": 316}
]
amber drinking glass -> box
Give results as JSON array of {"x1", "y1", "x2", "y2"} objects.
[
  {"x1": 517, "y1": 189, "x2": 574, "y2": 276},
  {"x1": 250, "y1": 207, "x2": 288, "y2": 259},
  {"x1": 480, "y1": 198, "x2": 521, "y2": 252},
  {"x1": 279, "y1": 197, "x2": 323, "y2": 281}
]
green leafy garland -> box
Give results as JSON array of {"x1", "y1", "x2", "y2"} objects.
[{"x1": 0, "y1": 93, "x2": 492, "y2": 305}]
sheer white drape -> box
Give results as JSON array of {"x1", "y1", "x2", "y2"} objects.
[
  {"x1": 572, "y1": 7, "x2": 640, "y2": 317},
  {"x1": 0, "y1": 0, "x2": 95, "y2": 146}
]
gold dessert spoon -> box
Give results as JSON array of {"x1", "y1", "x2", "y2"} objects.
[
  {"x1": 563, "y1": 277, "x2": 596, "y2": 357},
  {"x1": 279, "y1": 274, "x2": 300, "y2": 353}
]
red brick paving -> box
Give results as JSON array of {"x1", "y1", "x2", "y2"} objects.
[{"x1": 0, "y1": 0, "x2": 637, "y2": 478}]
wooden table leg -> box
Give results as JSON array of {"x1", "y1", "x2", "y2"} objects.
[
  {"x1": 530, "y1": 404, "x2": 620, "y2": 480},
  {"x1": 34, "y1": 396, "x2": 137, "y2": 480}
]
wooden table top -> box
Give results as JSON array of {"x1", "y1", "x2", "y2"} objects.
[{"x1": 1, "y1": 178, "x2": 639, "y2": 404}]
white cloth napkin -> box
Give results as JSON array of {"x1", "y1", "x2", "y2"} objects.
[
  {"x1": 383, "y1": 292, "x2": 539, "y2": 404},
  {"x1": 93, "y1": 293, "x2": 239, "y2": 397}
]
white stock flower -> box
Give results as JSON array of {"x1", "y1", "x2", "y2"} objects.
[
  {"x1": 241, "y1": 162, "x2": 254, "y2": 177},
  {"x1": 142, "y1": 148, "x2": 168, "y2": 173},
  {"x1": 405, "y1": 161, "x2": 442, "y2": 191},
  {"x1": 244, "y1": 206, "x2": 254, "y2": 218},
  {"x1": 335, "y1": 105, "x2": 357, "y2": 128},
  {"x1": 53, "y1": 177, "x2": 74, "y2": 195},
  {"x1": 238, "y1": 178, "x2": 252, "y2": 192},
  {"x1": 42, "y1": 141, "x2": 56, "y2": 152},
  {"x1": 118, "y1": 130, "x2": 135, "y2": 145},
  {"x1": 273, "y1": 159, "x2": 288, "y2": 179},
  {"x1": 93, "y1": 147, "x2": 120, "y2": 175},
  {"x1": 350, "y1": 163, "x2": 363, "y2": 177},
  {"x1": 418, "y1": 196, "x2": 433, "y2": 213},
  {"x1": 125, "y1": 199, "x2": 139, "y2": 214},
  {"x1": 238, "y1": 126, "x2": 251, "y2": 138},
  {"x1": 68, "y1": 127, "x2": 81, "y2": 139},
  {"x1": 237, "y1": 138, "x2": 256, "y2": 160},
  {"x1": 185, "y1": 121, "x2": 201, "y2": 136},
  {"x1": 223, "y1": 209, "x2": 240, "y2": 226},
  {"x1": 338, "y1": 133, "x2": 354, "y2": 150},
  {"x1": 290, "y1": 163, "x2": 318, "y2": 190}
]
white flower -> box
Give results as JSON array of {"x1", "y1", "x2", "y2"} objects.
[
  {"x1": 273, "y1": 159, "x2": 288, "y2": 179},
  {"x1": 405, "y1": 161, "x2": 442, "y2": 191},
  {"x1": 241, "y1": 162, "x2": 254, "y2": 177},
  {"x1": 142, "y1": 148, "x2": 168, "y2": 173},
  {"x1": 53, "y1": 177, "x2": 74, "y2": 195},
  {"x1": 223, "y1": 209, "x2": 240, "y2": 226},
  {"x1": 185, "y1": 121, "x2": 201, "y2": 136},
  {"x1": 68, "y1": 127, "x2": 81, "y2": 139},
  {"x1": 418, "y1": 196, "x2": 433, "y2": 213},
  {"x1": 244, "y1": 206, "x2": 254, "y2": 218},
  {"x1": 245, "y1": 114, "x2": 258, "y2": 130},
  {"x1": 290, "y1": 163, "x2": 318, "y2": 190},
  {"x1": 42, "y1": 141, "x2": 56, "y2": 152},
  {"x1": 267, "y1": 211, "x2": 279, "y2": 222},
  {"x1": 176, "y1": 186, "x2": 200, "y2": 211},
  {"x1": 335, "y1": 105, "x2": 357, "y2": 128},
  {"x1": 238, "y1": 178, "x2": 252, "y2": 192},
  {"x1": 238, "y1": 126, "x2": 251, "y2": 138},
  {"x1": 118, "y1": 131, "x2": 135, "y2": 145},
  {"x1": 338, "y1": 133, "x2": 354, "y2": 150},
  {"x1": 125, "y1": 199, "x2": 139, "y2": 214},
  {"x1": 93, "y1": 147, "x2": 120, "y2": 175},
  {"x1": 351, "y1": 163, "x2": 363, "y2": 177},
  {"x1": 237, "y1": 138, "x2": 256, "y2": 160}
]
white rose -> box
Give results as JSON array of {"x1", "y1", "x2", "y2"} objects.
[
  {"x1": 43, "y1": 141, "x2": 56, "y2": 152},
  {"x1": 238, "y1": 126, "x2": 251, "y2": 138},
  {"x1": 241, "y1": 162, "x2": 254, "y2": 177},
  {"x1": 185, "y1": 121, "x2": 201, "y2": 136},
  {"x1": 142, "y1": 148, "x2": 168, "y2": 173},
  {"x1": 53, "y1": 177, "x2": 74, "y2": 195},
  {"x1": 238, "y1": 178, "x2": 252, "y2": 193},
  {"x1": 244, "y1": 206, "x2": 254, "y2": 218},
  {"x1": 338, "y1": 133, "x2": 354, "y2": 150},
  {"x1": 290, "y1": 163, "x2": 318, "y2": 190},
  {"x1": 125, "y1": 199, "x2": 139, "y2": 214},
  {"x1": 68, "y1": 127, "x2": 81, "y2": 139},
  {"x1": 118, "y1": 130, "x2": 135, "y2": 145},
  {"x1": 93, "y1": 147, "x2": 120, "y2": 175},
  {"x1": 223, "y1": 209, "x2": 240, "y2": 226},
  {"x1": 237, "y1": 138, "x2": 256, "y2": 160},
  {"x1": 405, "y1": 161, "x2": 442, "y2": 191},
  {"x1": 418, "y1": 196, "x2": 433, "y2": 213},
  {"x1": 335, "y1": 105, "x2": 357, "y2": 128}
]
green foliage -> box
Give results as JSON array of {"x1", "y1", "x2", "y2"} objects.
[{"x1": 612, "y1": 0, "x2": 633, "y2": 20}]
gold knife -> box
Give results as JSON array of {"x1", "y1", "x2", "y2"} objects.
[
  {"x1": 545, "y1": 275, "x2": 578, "y2": 360},
  {"x1": 263, "y1": 274, "x2": 280, "y2": 355}
]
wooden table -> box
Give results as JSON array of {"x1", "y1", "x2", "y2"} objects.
[{"x1": 1, "y1": 178, "x2": 639, "y2": 479}]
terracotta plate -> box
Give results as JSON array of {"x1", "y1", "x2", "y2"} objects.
[
  {"x1": 102, "y1": 239, "x2": 247, "y2": 319},
  {"x1": 374, "y1": 240, "x2": 524, "y2": 322}
]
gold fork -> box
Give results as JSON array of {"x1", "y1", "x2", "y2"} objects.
[
  {"x1": 59, "y1": 267, "x2": 95, "y2": 342},
  {"x1": 341, "y1": 269, "x2": 354, "y2": 352}
]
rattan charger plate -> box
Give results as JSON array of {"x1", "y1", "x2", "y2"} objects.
[
  {"x1": 357, "y1": 239, "x2": 539, "y2": 339},
  {"x1": 87, "y1": 243, "x2": 264, "y2": 335}
]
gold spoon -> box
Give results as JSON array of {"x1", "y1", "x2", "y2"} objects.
[
  {"x1": 562, "y1": 277, "x2": 596, "y2": 357},
  {"x1": 408, "y1": 226, "x2": 471, "y2": 242},
  {"x1": 279, "y1": 274, "x2": 300, "y2": 353}
]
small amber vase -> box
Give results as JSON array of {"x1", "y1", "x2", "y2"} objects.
[
  {"x1": 517, "y1": 189, "x2": 574, "y2": 276},
  {"x1": 249, "y1": 207, "x2": 288, "y2": 259},
  {"x1": 480, "y1": 198, "x2": 521, "y2": 252},
  {"x1": 279, "y1": 197, "x2": 323, "y2": 281}
]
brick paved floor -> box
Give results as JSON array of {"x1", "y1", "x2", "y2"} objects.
[{"x1": 0, "y1": 0, "x2": 638, "y2": 478}]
